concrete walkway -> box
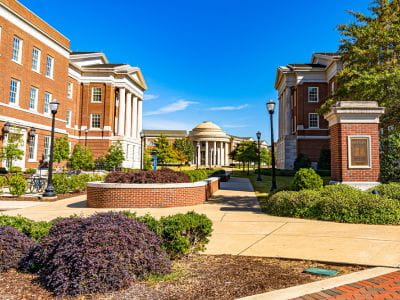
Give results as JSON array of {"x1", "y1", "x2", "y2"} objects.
[{"x1": 1, "y1": 177, "x2": 400, "y2": 267}]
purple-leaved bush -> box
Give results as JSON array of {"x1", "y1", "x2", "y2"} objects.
[
  {"x1": 105, "y1": 168, "x2": 191, "y2": 184},
  {"x1": 26, "y1": 212, "x2": 171, "y2": 296},
  {"x1": 0, "y1": 225, "x2": 35, "y2": 272}
]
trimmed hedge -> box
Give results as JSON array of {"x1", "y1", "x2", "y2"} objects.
[
  {"x1": 263, "y1": 184, "x2": 400, "y2": 224},
  {"x1": 183, "y1": 169, "x2": 209, "y2": 182},
  {"x1": 25, "y1": 212, "x2": 171, "y2": 296},
  {"x1": 0, "y1": 215, "x2": 52, "y2": 241},
  {"x1": 292, "y1": 168, "x2": 323, "y2": 191},
  {"x1": 372, "y1": 182, "x2": 400, "y2": 201},
  {"x1": 105, "y1": 168, "x2": 190, "y2": 184},
  {"x1": 53, "y1": 173, "x2": 104, "y2": 194}
]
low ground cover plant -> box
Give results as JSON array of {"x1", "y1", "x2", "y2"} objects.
[
  {"x1": 0, "y1": 215, "x2": 52, "y2": 241},
  {"x1": 0, "y1": 226, "x2": 35, "y2": 272},
  {"x1": 105, "y1": 168, "x2": 191, "y2": 184},
  {"x1": 371, "y1": 182, "x2": 400, "y2": 201}
]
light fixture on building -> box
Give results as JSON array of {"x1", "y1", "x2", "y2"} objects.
[
  {"x1": 2, "y1": 122, "x2": 11, "y2": 135},
  {"x1": 29, "y1": 127, "x2": 36, "y2": 139}
]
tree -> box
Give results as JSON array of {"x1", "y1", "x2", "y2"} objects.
[
  {"x1": 322, "y1": 0, "x2": 400, "y2": 129},
  {"x1": 152, "y1": 135, "x2": 174, "y2": 165},
  {"x1": 104, "y1": 141, "x2": 125, "y2": 170},
  {"x1": 260, "y1": 148, "x2": 271, "y2": 166},
  {"x1": 143, "y1": 149, "x2": 153, "y2": 170},
  {"x1": 173, "y1": 138, "x2": 194, "y2": 165},
  {"x1": 380, "y1": 130, "x2": 400, "y2": 182},
  {"x1": 53, "y1": 136, "x2": 70, "y2": 163},
  {"x1": 69, "y1": 144, "x2": 94, "y2": 170},
  {"x1": 234, "y1": 141, "x2": 258, "y2": 174},
  {"x1": 0, "y1": 131, "x2": 24, "y2": 169}
]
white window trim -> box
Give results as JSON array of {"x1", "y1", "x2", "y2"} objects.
[
  {"x1": 308, "y1": 87, "x2": 319, "y2": 103},
  {"x1": 45, "y1": 56, "x2": 54, "y2": 79},
  {"x1": 308, "y1": 113, "x2": 319, "y2": 129},
  {"x1": 28, "y1": 134, "x2": 38, "y2": 162},
  {"x1": 31, "y1": 47, "x2": 41, "y2": 73},
  {"x1": 9, "y1": 79, "x2": 20, "y2": 106},
  {"x1": 29, "y1": 86, "x2": 39, "y2": 111},
  {"x1": 347, "y1": 135, "x2": 372, "y2": 169},
  {"x1": 66, "y1": 110, "x2": 72, "y2": 128},
  {"x1": 43, "y1": 92, "x2": 52, "y2": 115},
  {"x1": 90, "y1": 113, "x2": 101, "y2": 129},
  {"x1": 12, "y1": 36, "x2": 23, "y2": 64},
  {"x1": 91, "y1": 87, "x2": 102, "y2": 103},
  {"x1": 43, "y1": 136, "x2": 51, "y2": 162},
  {"x1": 67, "y1": 82, "x2": 73, "y2": 99}
]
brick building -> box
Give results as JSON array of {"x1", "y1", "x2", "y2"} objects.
[
  {"x1": 0, "y1": 0, "x2": 146, "y2": 170},
  {"x1": 275, "y1": 52, "x2": 342, "y2": 169}
]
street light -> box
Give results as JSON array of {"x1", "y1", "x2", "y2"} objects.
[
  {"x1": 140, "y1": 131, "x2": 144, "y2": 170},
  {"x1": 256, "y1": 131, "x2": 262, "y2": 181},
  {"x1": 43, "y1": 100, "x2": 59, "y2": 198},
  {"x1": 266, "y1": 99, "x2": 277, "y2": 192}
]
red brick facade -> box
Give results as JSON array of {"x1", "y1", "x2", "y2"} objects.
[
  {"x1": 87, "y1": 178, "x2": 220, "y2": 208},
  {"x1": 329, "y1": 123, "x2": 380, "y2": 182}
]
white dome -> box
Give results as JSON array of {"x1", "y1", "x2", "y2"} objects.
[{"x1": 189, "y1": 121, "x2": 230, "y2": 140}]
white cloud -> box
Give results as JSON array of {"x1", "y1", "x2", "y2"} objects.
[
  {"x1": 144, "y1": 99, "x2": 197, "y2": 116},
  {"x1": 209, "y1": 104, "x2": 249, "y2": 111},
  {"x1": 143, "y1": 93, "x2": 159, "y2": 101}
]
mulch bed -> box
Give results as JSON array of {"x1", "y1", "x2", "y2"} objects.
[
  {"x1": 0, "y1": 255, "x2": 365, "y2": 300},
  {"x1": 0, "y1": 192, "x2": 86, "y2": 202}
]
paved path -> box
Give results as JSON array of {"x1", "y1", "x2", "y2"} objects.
[{"x1": 1, "y1": 177, "x2": 400, "y2": 267}]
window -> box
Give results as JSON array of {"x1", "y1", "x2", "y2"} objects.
[
  {"x1": 91, "y1": 114, "x2": 101, "y2": 128},
  {"x1": 308, "y1": 113, "x2": 319, "y2": 128},
  {"x1": 44, "y1": 136, "x2": 51, "y2": 161},
  {"x1": 31, "y1": 47, "x2": 41, "y2": 72},
  {"x1": 308, "y1": 87, "x2": 319, "y2": 103},
  {"x1": 28, "y1": 134, "x2": 36, "y2": 161},
  {"x1": 45, "y1": 56, "x2": 54, "y2": 78},
  {"x1": 44, "y1": 92, "x2": 52, "y2": 114},
  {"x1": 66, "y1": 110, "x2": 72, "y2": 127},
  {"x1": 67, "y1": 82, "x2": 73, "y2": 99},
  {"x1": 9, "y1": 79, "x2": 20, "y2": 105},
  {"x1": 91, "y1": 87, "x2": 102, "y2": 102},
  {"x1": 12, "y1": 36, "x2": 22, "y2": 63},
  {"x1": 29, "y1": 87, "x2": 38, "y2": 110}
]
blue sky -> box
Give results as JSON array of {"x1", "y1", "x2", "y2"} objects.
[{"x1": 21, "y1": 0, "x2": 369, "y2": 143}]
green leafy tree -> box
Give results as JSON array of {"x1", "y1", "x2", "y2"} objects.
[
  {"x1": 260, "y1": 148, "x2": 271, "y2": 166},
  {"x1": 153, "y1": 135, "x2": 174, "y2": 165},
  {"x1": 104, "y1": 141, "x2": 125, "y2": 170},
  {"x1": 69, "y1": 144, "x2": 94, "y2": 170},
  {"x1": 173, "y1": 138, "x2": 194, "y2": 165},
  {"x1": 53, "y1": 136, "x2": 70, "y2": 163},
  {"x1": 0, "y1": 132, "x2": 24, "y2": 169},
  {"x1": 380, "y1": 130, "x2": 400, "y2": 182},
  {"x1": 322, "y1": 0, "x2": 400, "y2": 129},
  {"x1": 234, "y1": 141, "x2": 258, "y2": 174},
  {"x1": 143, "y1": 149, "x2": 153, "y2": 170}
]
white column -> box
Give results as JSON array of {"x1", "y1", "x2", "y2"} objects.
[
  {"x1": 213, "y1": 141, "x2": 217, "y2": 167},
  {"x1": 118, "y1": 87, "x2": 126, "y2": 136},
  {"x1": 220, "y1": 142, "x2": 223, "y2": 166},
  {"x1": 197, "y1": 141, "x2": 201, "y2": 166},
  {"x1": 125, "y1": 92, "x2": 132, "y2": 138},
  {"x1": 131, "y1": 96, "x2": 138, "y2": 138},
  {"x1": 205, "y1": 142, "x2": 209, "y2": 167},
  {"x1": 225, "y1": 142, "x2": 229, "y2": 166},
  {"x1": 137, "y1": 99, "x2": 142, "y2": 138}
]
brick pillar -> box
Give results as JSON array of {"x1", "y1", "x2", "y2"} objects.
[{"x1": 324, "y1": 101, "x2": 385, "y2": 190}]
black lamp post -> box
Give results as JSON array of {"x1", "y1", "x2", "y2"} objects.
[
  {"x1": 256, "y1": 131, "x2": 262, "y2": 181},
  {"x1": 140, "y1": 131, "x2": 144, "y2": 170},
  {"x1": 267, "y1": 99, "x2": 277, "y2": 192},
  {"x1": 43, "y1": 100, "x2": 59, "y2": 198}
]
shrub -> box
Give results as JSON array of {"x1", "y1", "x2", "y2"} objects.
[
  {"x1": 8, "y1": 175, "x2": 27, "y2": 196},
  {"x1": 9, "y1": 166, "x2": 22, "y2": 174},
  {"x1": 0, "y1": 215, "x2": 51, "y2": 241},
  {"x1": 184, "y1": 169, "x2": 208, "y2": 182},
  {"x1": 294, "y1": 154, "x2": 311, "y2": 171},
  {"x1": 24, "y1": 168, "x2": 36, "y2": 175},
  {"x1": 317, "y1": 149, "x2": 331, "y2": 170},
  {"x1": 263, "y1": 190, "x2": 321, "y2": 218},
  {"x1": 372, "y1": 183, "x2": 400, "y2": 201},
  {"x1": 0, "y1": 226, "x2": 35, "y2": 272},
  {"x1": 105, "y1": 168, "x2": 190, "y2": 184},
  {"x1": 0, "y1": 167, "x2": 8, "y2": 174},
  {"x1": 292, "y1": 168, "x2": 323, "y2": 191},
  {"x1": 52, "y1": 173, "x2": 70, "y2": 194},
  {"x1": 0, "y1": 176, "x2": 8, "y2": 189},
  {"x1": 27, "y1": 212, "x2": 171, "y2": 296}
]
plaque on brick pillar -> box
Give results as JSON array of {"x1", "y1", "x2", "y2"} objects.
[{"x1": 324, "y1": 101, "x2": 385, "y2": 190}]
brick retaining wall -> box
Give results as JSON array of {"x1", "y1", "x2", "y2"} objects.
[{"x1": 87, "y1": 177, "x2": 220, "y2": 208}]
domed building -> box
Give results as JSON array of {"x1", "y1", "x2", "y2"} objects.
[{"x1": 143, "y1": 121, "x2": 259, "y2": 167}]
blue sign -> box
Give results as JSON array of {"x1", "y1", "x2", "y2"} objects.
[{"x1": 153, "y1": 155, "x2": 158, "y2": 171}]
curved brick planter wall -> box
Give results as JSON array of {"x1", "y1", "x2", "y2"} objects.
[{"x1": 87, "y1": 177, "x2": 220, "y2": 208}]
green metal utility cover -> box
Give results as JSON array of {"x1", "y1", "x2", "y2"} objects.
[{"x1": 303, "y1": 268, "x2": 338, "y2": 276}]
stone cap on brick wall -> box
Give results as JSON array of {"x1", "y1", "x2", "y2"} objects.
[{"x1": 87, "y1": 177, "x2": 219, "y2": 189}]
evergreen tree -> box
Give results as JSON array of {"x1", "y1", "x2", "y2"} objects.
[
  {"x1": 53, "y1": 136, "x2": 70, "y2": 163},
  {"x1": 323, "y1": 0, "x2": 400, "y2": 129}
]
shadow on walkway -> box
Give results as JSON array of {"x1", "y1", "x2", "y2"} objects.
[{"x1": 67, "y1": 200, "x2": 87, "y2": 208}]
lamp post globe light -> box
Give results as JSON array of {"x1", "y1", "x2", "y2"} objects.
[
  {"x1": 256, "y1": 131, "x2": 262, "y2": 181},
  {"x1": 43, "y1": 100, "x2": 59, "y2": 198},
  {"x1": 266, "y1": 99, "x2": 277, "y2": 192}
]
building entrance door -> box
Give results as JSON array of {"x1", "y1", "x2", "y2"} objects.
[{"x1": 2, "y1": 128, "x2": 26, "y2": 170}]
